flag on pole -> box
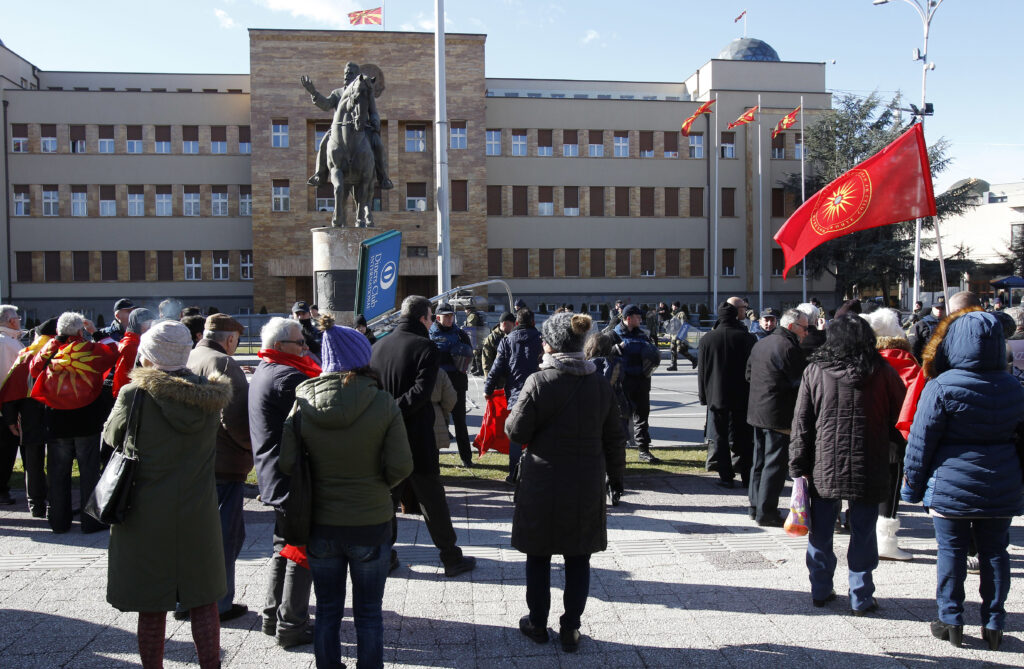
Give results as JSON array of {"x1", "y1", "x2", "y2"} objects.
[
  {"x1": 772, "y1": 106, "x2": 801, "y2": 139},
  {"x1": 726, "y1": 106, "x2": 758, "y2": 130},
  {"x1": 735, "y1": 10, "x2": 747, "y2": 22},
  {"x1": 773, "y1": 123, "x2": 936, "y2": 278},
  {"x1": 349, "y1": 7, "x2": 383, "y2": 25},
  {"x1": 680, "y1": 99, "x2": 714, "y2": 137}
]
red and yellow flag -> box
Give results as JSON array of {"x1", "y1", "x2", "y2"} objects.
[
  {"x1": 726, "y1": 106, "x2": 758, "y2": 130},
  {"x1": 680, "y1": 99, "x2": 715, "y2": 137},
  {"x1": 773, "y1": 123, "x2": 936, "y2": 278},
  {"x1": 349, "y1": 7, "x2": 383, "y2": 25},
  {"x1": 772, "y1": 106, "x2": 800, "y2": 139}
]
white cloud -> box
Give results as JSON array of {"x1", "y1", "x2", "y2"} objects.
[
  {"x1": 254, "y1": 0, "x2": 360, "y2": 29},
  {"x1": 581, "y1": 29, "x2": 599, "y2": 45},
  {"x1": 214, "y1": 9, "x2": 237, "y2": 29}
]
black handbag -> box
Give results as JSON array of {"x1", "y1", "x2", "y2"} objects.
[
  {"x1": 281, "y1": 411, "x2": 313, "y2": 546},
  {"x1": 84, "y1": 388, "x2": 145, "y2": 525}
]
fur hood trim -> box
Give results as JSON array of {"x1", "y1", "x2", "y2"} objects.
[
  {"x1": 128, "y1": 367, "x2": 233, "y2": 413},
  {"x1": 921, "y1": 306, "x2": 984, "y2": 379},
  {"x1": 875, "y1": 336, "x2": 910, "y2": 353}
]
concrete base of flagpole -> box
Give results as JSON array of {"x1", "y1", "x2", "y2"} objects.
[{"x1": 311, "y1": 227, "x2": 380, "y2": 325}]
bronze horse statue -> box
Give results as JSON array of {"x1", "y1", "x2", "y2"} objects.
[{"x1": 327, "y1": 74, "x2": 377, "y2": 228}]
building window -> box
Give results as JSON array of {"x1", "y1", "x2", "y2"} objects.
[
  {"x1": 485, "y1": 129, "x2": 501, "y2": 156},
  {"x1": 183, "y1": 187, "x2": 200, "y2": 216},
  {"x1": 41, "y1": 125, "x2": 57, "y2": 153},
  {"x1": 272, "y1": 119, "x2": 289, "y2": 148},
  {"x1": 315, "y1": 183, "x2": 334, "y2": 212},
  {"x1": 71, "y1": 186, "x2": 87, "y2": 216},
  {"x1": 589, "y1": 186, "x2": 604, "y2": 217},
  {"x1": 129, "y1": 251, "x2": 146, "y2": 281},
  {"x1": 486, "y1": 185, "x2": 503, "y2": 216},
  {"x1": 616, "y1": 249, "x2": 631, "y2": 277},
  {"x1": 157, "y1": 251, "x2": 173, "y2": 281},
  {"x1": 239, "y1": 126, "x2": 251, "y2": 154},
  {"x1": 13, "y1": 186, "x2": 30, "y2": 216},
  {"x1": 182, "y1": 126, "x2": 199, "y2": 154},
  {"x1": 72, "y1": 252, "x2": 91, "y2": 281},
  {"x1": 42, "y1": 187, "x2": 59, "y2": 217},
  {"x1": 450, "y1": 121, "x2": 467, "y2": 149},
  {"x1": 664, "y1": 187, "x2": 679, "y2": 217},
  {"x1": 590, "y1": 248, "x2": 605, "y2": 277},
  {"x1": 128, "y1": 186, "x2": 145, "y2": 216},
  {"x1": 665, "y1": 248, "x2": 680, "y2": 276},
  {"x1": 564, "y1": 186, "x2": 579, "y2": 216},
  {"x1": 239, "y1": 186, "x2": 252, "y2": 216},
  {"x1": 101, "y1": 251, "x2": 118, "y2": 281},
  {"x1": 406, "y1": 182, "x2": 427, "y2": 212},
  {"x1": 640, "y1": 188, "x2": 654, "y2": 217},
  {"x1": 589, "y1": 130, "x2": 604, "y2": 157},
  {"x1": 772, "y1": 188, "x2": 786, "y2": 218},
  {"x1": 689, "y1": 187, "x2": 704, "y2": 217},
  {"x1": 240, "y1": 250, "x2": 253, "y2": 280},
  {"x1": 451, "y1": 180, "x2": 468, "y2": 212},
  {"x1": 614, "y1": 187, "x2": 630, "y2": 217},
  {"x1": 721, "y1": 131, "x2": 736, "y2": 159},
  {"x1": 538, "y1": 249, "x2": 554, "y2": 277},
  {"x1": 688, "y1": 133, "x2": 704, "y2": 159},
  {"x1": 564, "y1": 248, "x2": 580, "y2": 276},
  {"x1": 722, "y1": 248, "x2": 736, "y2": 276},
  {"x1": 562, "y1": 130, "x2": 578, "y2": 157},
  {"x1": 97, "y1": 125, "x2": 115, "y2": 153},
  {"x1": 155, "y1": 126, "x2": 171, "y2": 153},
  {"x1": 512, "y1": 186, "x2": 527, "y2": 216},
  {"x1": 794, "y1": 132, "x2": 803, "y2": 160},
  {"x1": 407, "y1": 246, "x2": 428, "y2": 258},
  {"x1": 721, "y1": 187, "x2": 736, "y2": 217},
  {"x1": 70, "y1": 126, "x2": 86, "y2": 154},
  {"x1": 689, "y1": 249, "x2": 704, "y2": 277},
  {"x1": 184, "y1": 252, "x2": 201, "y2": 280},
  {"x1": 155, "y1": 186, "x2": 172, "y2": 216},
  {"x1": 16, "y1": 251, "x2": 33, "y2": 282},
  {"x1": 663, "y1": 131, "x2": 679, "y2": 158},
  {"x1": 44, "y1": 251, "x2": 61, "y2": 282},
  {"x1": 771, "y1": 133, "x2": 785, "y2": 160},
  {"x1": 772, "y1": 248, "x2": 785, "y2": 276},
  {"x1": 537, "y1": 186, "x2": 553, "y2": 216},
  {"x1": 211, "y1": 126, "x2": 227, "y2": 154},
  {"x1": 639, "y1": 131, "x2": 654, "y2": 158},
  {"x1": 99, "y1": 185, "x2": 116, "y2": 216},
  {"x1": 11, "y1": 124, "x2": 27, "y2": 153},
  {"x1": 211, "y1": 187, "x2": 229, "y2": 216},
  {"x1": 127, "y1": 125, "x2": 143, "y2": 153},
  {"x1": 313, "y1": 123, "x2": 330, "y2": 154},
  {"x1": 272, "y1": 180, "x2": 290, "y2": 212},
  {"x1": 537, "y1": 129, "x2": 553, "y2": 156},
  {"x1": 641, "y1": 248, "x2": 656, "y2": 276},
  {"x1": 512, "y1": 249, "x2": 529, "y2": 278},
  {"x1": 487, "y1": 249, "x2": 502, "y2": 276},
  {"x1": 405, "y1": 124, "x2": 426, "y2": 152},
  {"x1": 511, "y1": 130, "x2": 527, "y2": 156},
  {"x1": 613, "y1": 131, "x2": 629, "y2": 157},
  {"x1": 212, "y1": 251, "x2": 230, "y2": 280}
]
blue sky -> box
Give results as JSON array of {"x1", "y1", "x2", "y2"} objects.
[{"x1": 3, "y1": 0, "x2": 1018, "y2": 191}]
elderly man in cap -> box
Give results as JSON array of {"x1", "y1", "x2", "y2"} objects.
[
  {"x1": 751, "y1": 307, "x2": 780, "y2": 340},
  {"x1": 430, "y1": 303, "x2": 475, "y2": 467},
  {"x1": 97, "y1": 298, "x2": 134, "y2": 343},
  {"x1": 291, "y1": 301, "x2": 322, "y2": 359},
  {"x1": 183, "y1": 314, "x2": 252, "y2": 622}
]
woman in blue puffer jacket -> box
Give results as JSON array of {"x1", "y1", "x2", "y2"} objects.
[{"x1": 903, "y1": 308, "x2": 1024, "y2": 651}]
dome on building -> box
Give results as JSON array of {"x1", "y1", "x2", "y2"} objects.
[
  {"x1": 717, "y1": 38, "x2": 780, "y2": 62},
  {"x1": 947, "y1": 177, "x2": 989, "y2": 195}
]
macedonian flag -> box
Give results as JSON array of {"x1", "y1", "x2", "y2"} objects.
[
  {"x1": 773, "y1": 123, "x2": 936, "y2": 278},
  {"x1": 349, "y1": 7, "x2": 383, "y2": 25},
  {"x1": 680, "y1": 99, "x2": 715, "y2": 137},
  {"x1": 726, "y1": 106, "x2": 758, "y2": 130},
  {"x1": 772, "y1": 106, "x2": 800, "y2": 139}
]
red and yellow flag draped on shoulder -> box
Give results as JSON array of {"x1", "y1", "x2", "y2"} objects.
[{"x1": 773, "y1": 123, "x2": 936, "y2": 278}]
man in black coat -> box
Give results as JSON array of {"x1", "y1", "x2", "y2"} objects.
[
  {"x1": 370, "y1": 295, "x2": 475, "y2": 577},
  {"x1": 909, "y1": 302, "x2": 945, "y2": 363},
  {"x1": 698, "y1": 300, "x2": 756, "y2": 487},
  {"x1": 745, "y1": 308, "x2": 808, "y2": 526}
]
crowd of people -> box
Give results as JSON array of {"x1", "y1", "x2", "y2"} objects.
[{"x1": 0, "y1": 288, "x2": 1020, "y2": 666}]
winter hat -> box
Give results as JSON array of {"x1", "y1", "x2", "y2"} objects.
[
  {"x1": 622, "y1": 304, "x2": 642, "y2": 319},
  {"x1": 541, "y1": 312, "x2": 592, "y2": 353},
  {"x1": 320, "y1": 325, "x2": 372, "y2": 373},
  {"x1": 834, "y1": 299, "x2": 862, "y2": 319},
  {"x1": 138, "y1": 320, "x2": 194, "y2": 371},
  {"x1": 127, "y1": 308, "x2": 156, "y2": 333},
  {"x1": 35, "y1": 317, "x2": 58, "y2": 337},
  {"x1": 499, "y1": 311, "x2": 515, "y2": 323},
  {"x1": 717, "y1": 301, "x2": 738, "y2": 320},
  {"x1": 860, "y1": 308, "x2": 906, "y2": 341}
]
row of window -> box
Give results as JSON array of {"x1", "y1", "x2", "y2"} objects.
[
  {"x1": 15, "y1": 250, "x2": 253, "y2": 283},
  {"x1": 10, "y1": 124, "x2": 251, "y2": 155},
  {"x1": 12, "y1": 185, "x2": 252, "y2": 218}
]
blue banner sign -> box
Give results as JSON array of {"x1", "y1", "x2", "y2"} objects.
[{"x1": 355, "y1": 230, "x2": 403, "y2": 320}]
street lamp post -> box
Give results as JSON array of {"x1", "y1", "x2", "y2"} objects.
[{"x1": 873, "y1": 0, "x2": 945, "y2": 306}]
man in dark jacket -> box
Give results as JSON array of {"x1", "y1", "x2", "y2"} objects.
[
  {"x1": 698, "y1": 300, "x2": 757, "y2": 487},
  {"x1": 185, "y1": 314, "x2": 251, "y2": 623},
  {"x1": 291, "y1": 300, "x2": 322, "y2": 359},
  {"x1": 370, "y1": 295, "x2": 475, "y2": 577},
  {"x1": 610, "y1": 304, "x2": 661, "y2": 463},
  {"x1": 464, "y1": 304, "x2": 487, "y2": 375},
  {"x1": 249, "y1": 317, "x2": 319, "y2": 647},
  {"x1": 96, "y1": 297, "x2": 133, "y2": 343},
  {"x1": 745, "y1": 308, "x2": 808, "y2": 525},
  {"x1": 909, "y1": 302, "x2": 945, "y2": 363},
  {"x1": 429, "y1": 303, "x2": 474, "y2": 467},
  {"x1": 482, "y1": 312, "x2": 515, "y2": 376},
  {"x1": 484, "y1": 307, "x2": 543, "y2": 482}
]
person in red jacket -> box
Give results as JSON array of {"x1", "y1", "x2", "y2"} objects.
[{"x1": 111, "y1": 308, "x2": 155, "y2": 398}]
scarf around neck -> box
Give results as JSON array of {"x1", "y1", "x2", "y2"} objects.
[
  {"x1": 258, "y1": 348, "x2": 322, "y2": 378},
  {"x1": 539, "y1": 351, "x2": 596, "y2": 376}
]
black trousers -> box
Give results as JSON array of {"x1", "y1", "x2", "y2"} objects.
[
  {"x1": 451, "y1": 388, "x2": 473, "y2": 463},
  {"x1": 879, "y1": 461, "x2": 903, "y2": 519},
  {"x1": 748, "y1": 428, "x2": 790, "y2": 521},
  {"x1": 391, "y1": 469, "x2": 463, "y2": 566},
  {"x1": 0, "y1": 426, "x2": 20, "y2": 497},
  {"x1": 526, "y1": 554, "x2": 591, "y2": 630},
  {"x1": 706, "y1": 407, "x2": 753, "y2": 484},
  {"x1": 622, "y1": 377, "x2": 651, "y2": 450}
]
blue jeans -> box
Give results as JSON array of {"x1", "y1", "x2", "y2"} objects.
[
  {"x1": 308, "y1": 526, "x2": 390, "y2": 669},
  {"x1": 932, "y1": 516, "x2": 1012, "y2": 629},
  {"x1": 508, "y1": 441, "x2": 522, "y2": 476},
  {"x1": 47, "y1": 434, "x2": 102, "y2": 533},
  {"x1": 216, "y1": 481, "x2": 246, "y2": 614},
  {"x1": 807, "y1": 497, "x2": 878, "y2": 611}
]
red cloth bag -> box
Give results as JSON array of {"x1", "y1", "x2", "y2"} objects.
[{"x1": 473, "y1": 389, "x2": 510, "y2": 456}]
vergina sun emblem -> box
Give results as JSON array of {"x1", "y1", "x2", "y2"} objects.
[{"x1": 810, "y1": 169, "x2": 872, "y2": 236}]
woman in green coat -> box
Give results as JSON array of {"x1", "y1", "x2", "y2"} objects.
[{"x1": 103, "y1": 320, "x2": 233, "y2": 669}]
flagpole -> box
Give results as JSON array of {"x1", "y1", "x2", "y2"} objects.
[
  {"x1": 800, "y1": 96, "x2": 807, "y2": 302},
  {"x1": 434, "y1": 0, "x2": 451, "y2": 294},
  {"x1": 713, "y1": 93, "x2": 720, "y2": 310},
  {"x1": 705, "y1": 111, "x2": 713, "y2": 312},
  {"x1": 757, "y1": 94, "x2": 763, "y2": 311},
  {"x1": 382, "y1": 1, "x2": 387, "y2": 30}
]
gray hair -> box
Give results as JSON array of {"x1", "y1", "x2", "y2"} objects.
[
  {"x1": 56, "y1": 311, "x2": 85, "y2": 336},
  {"x1": 261, "y1": 317, "x2": 301, "y2": 349},
  {"x1": 780, "y1": 308, "x2": 804, "y2": 329},
  {"x1": 795, "y1": 302, "x2": 818, "y2": 322},
  {"x1": 0, "y1": 305, "x2": 18, "y2": 323},
  {"x1": 400, "y1": 295, "x2": 432, "y2": 321},
  {"x1": 203, "y1": 329, "x2": 236, "y2": 345}
]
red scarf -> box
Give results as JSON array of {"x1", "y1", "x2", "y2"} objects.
[{"x1": 258, "y1": 348, "x2": 321, "y2": 378}]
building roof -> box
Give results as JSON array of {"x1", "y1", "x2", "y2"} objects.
[{"x1": 716, "y1": 38, "x2": 780, "y2": 62}]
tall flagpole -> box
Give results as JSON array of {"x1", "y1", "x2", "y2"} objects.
[
  {"x1": 757, "y1": 94, "x2": 763, "y2": 310},
  {"x1": 713, "y1": 93, "x2": 720, "y2": 309},
  {"x1": 434, "y1": 0, "x2": 451, "y2": 294},
  {"x1": 800, "y1": 96, "x2": 807, "y2": 302},
  {"x1": 382, "y1": 1, "x2": 387, "y2": 30}
]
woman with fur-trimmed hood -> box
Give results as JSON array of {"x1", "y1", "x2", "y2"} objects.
[{"x1": 103, "y1": 320, "x2": 233, "y2": 668}]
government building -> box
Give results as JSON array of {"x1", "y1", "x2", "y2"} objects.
[{"x1": 1, "y1": 30, "x2": 833, "y2": 323}]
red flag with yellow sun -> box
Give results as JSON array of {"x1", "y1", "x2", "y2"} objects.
[
  {"x1": 727, "y1": 106, "x2": 758, "y2": 129},
  {"x1": 680, "y1": 99, "x2": 714, "y2": 137},
  {"x1": 772, "y1": 106, "x2": 800, "y2": 139},
  {"x1": 348, "y1": 7, "x2": 382, "y2": 25},
  {"x1": 774, "y1": 123, "x2": 936, "y2": 278},
  {"x1": 30, "y1": 338, "x2": 119, "y2": 410}
]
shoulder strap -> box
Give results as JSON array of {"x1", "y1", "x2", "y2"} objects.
[{"x1": 122, "y1": 388, "x2": 146, "y2": 456}]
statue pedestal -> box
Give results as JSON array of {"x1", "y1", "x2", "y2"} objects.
[{"x1": 311, "y1": 227, "x2": 381, "y2": 325}]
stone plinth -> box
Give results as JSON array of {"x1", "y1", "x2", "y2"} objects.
[{"x1": 311, "y1": 226, "x2": 381, "y2": 324}]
